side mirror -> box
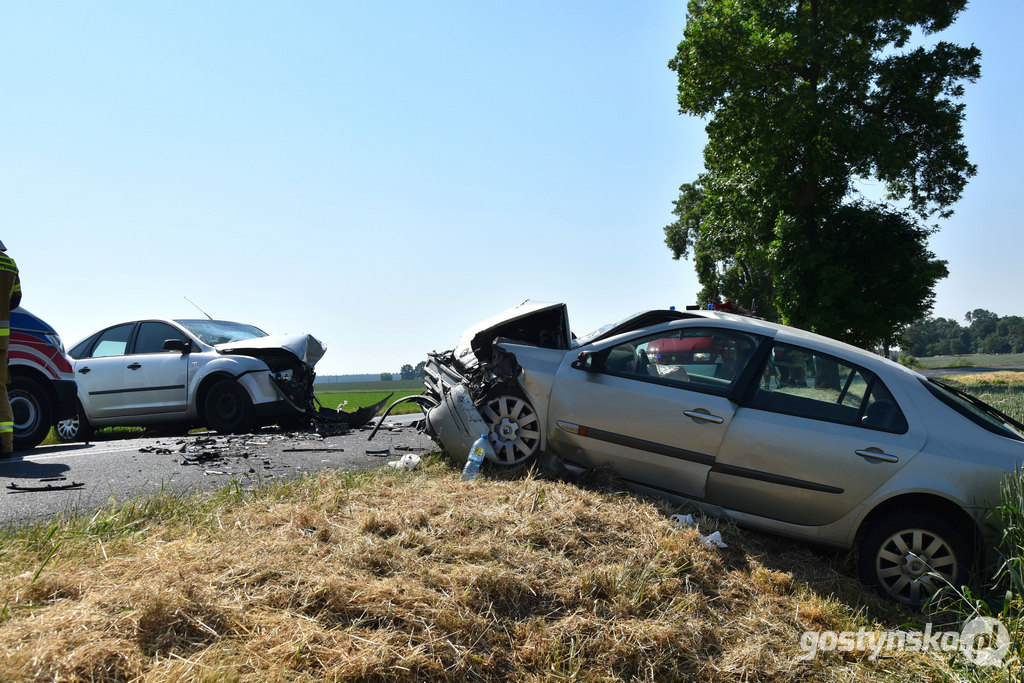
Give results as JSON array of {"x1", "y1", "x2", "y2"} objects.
[
  {"x1": 163, "y1": 338, "x2": 192, "y2": 354},
  {"x1": 572, "y1": 350, "x2": 599, "y2": 371}
]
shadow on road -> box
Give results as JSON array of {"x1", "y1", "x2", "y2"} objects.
[{"x1": 0, "y1": 456, "x2": 72, "y2": 480}]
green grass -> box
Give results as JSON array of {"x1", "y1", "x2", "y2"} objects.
[
  {"x1": 316, "y1": 389, "x2": 424, "y2": 416},
  {"x1": 316, "y1": 379, "x2": 423, "y2": 392},
  {"x1": 915, "y1": 352, "x2": 1024, "y2": 369}
]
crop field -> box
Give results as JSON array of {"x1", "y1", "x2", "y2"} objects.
[
  {"x1": 316, "y1": 379, "x2": 425, "y2": 416},
  {"x1": 916, "y1": 352, "x2": 1024, "y2": 369},
  {"x1": 936, "y1": 371, "x2": 1024, "y2": 423}
]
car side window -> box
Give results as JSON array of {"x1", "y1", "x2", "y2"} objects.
[
  {"x1": 90, "y1": 324, "x2": 134, "y2": 358},
  {"x1": 750, "y1": 342, "x2": 907, "y2": 432},
  {"x1": 601, "y1": 327, "x2": 759, "y2": 394},
  {"x1": 134, "y1": 322, "x2": 187, "y2": 355}
]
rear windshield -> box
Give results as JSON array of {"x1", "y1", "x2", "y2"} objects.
[
  {"x1": 177, "y1": 320, "x2": 267, "y2": 346},
  {"x1": 923, "y1": 379, "x2": 1024, "y2": 442}
]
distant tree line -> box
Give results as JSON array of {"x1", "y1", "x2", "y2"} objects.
[
  {"x1": 399, "y1": 361, "x2": 427, "y2": 380},
  {"x1": 902, "y1": 309, "x2": 1024, "y2": 356}
]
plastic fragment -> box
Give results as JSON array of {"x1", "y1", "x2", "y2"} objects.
[
  {"x1": 670, "y1": 513, "x2": 695, "y2": 528},
  {"x1": 387, "y1": 453, "x2": 421, "y2": 470},
  {"x1": 700, "y1": 531, "x2": 728, "y2": 548}
]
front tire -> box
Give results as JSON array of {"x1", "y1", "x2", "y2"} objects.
[
  {"x1": 56, "y1": 401, "x2": 94, "y2": 443},
  {"x1": 204, "y1": 380, "x2": 255, "y2": 434},
  {"x1": 10, "y1": 376, "x2": 53, "y2": 451},
  {"x1": 480, "y1": 391, "x2": 541, "y2": 467},
  {"x1": 858, "y1": 512, "x2": 971, "y2": 607}
]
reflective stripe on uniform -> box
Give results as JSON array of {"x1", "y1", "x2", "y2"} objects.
[
  {"x1": 0, "y1": 255, "x2": 16, "y2": 274},
  {"x1": 0, "y1": 422, "x2": 12, "y2": 434}
]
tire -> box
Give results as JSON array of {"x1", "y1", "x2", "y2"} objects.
[
  {"x1": 480, "y1": 391, "x2": 541, "y2": 467},
  {"x1": 55, "y1": 401, "x2": 94, "y2": 443},
  {"x1": 204, "y1": 380, "x2": 255, "y2": 434},
  {"x1": 10, "y1": 376, "x2": 53, "y2": 451},
  {"x1": 858, "y1": 511, "x2": 971, "y2": 607}
]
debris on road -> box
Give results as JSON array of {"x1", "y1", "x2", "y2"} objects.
[
  {"x1": 282, "y1": 447, "x2": 346, "y2": 453},
  {"x1": 8, "y1": 481, "x2": 85, "y2": 493}
]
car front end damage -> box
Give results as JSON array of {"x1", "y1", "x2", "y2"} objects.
[
  {"x1": 415, "y1": 301, "x2": 572, "y2": 467},
  {"x1": 218, "y1": 334, "x2": 387, "y2": 429}
]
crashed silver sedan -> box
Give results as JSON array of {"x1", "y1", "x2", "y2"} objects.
[
  {"x1": 420, "y1": 300, "x2": 1024, "y2": 606},
  {"x1": 56, "y1": 318, "x2": 379, "y2": 440}
]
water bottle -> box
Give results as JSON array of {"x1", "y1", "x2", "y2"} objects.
[{"x1": 461, "y1": 434, "x2": 492, "y2": 481}]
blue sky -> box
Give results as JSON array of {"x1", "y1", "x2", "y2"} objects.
[{"x1": 3, "y1": 1, "x2": 1020, "y2": 374}]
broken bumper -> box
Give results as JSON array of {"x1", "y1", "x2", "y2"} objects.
[{"x1": 423, "y1": 383, "x2": 490, "y2": 468}]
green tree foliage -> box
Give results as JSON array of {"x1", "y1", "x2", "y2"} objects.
[
  {"x1": 901, "y1": 311, "x2": 1024, "y2": 356},
  {"x1": 664, "y1": 0, "x2": 979, "y2": 348},
  {"x1": 400, "y1": 364, "x2": 416, "y2": 380}
]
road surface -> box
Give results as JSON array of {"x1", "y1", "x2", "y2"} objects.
[{"x1": 0, "y1": 416, "x2": 435, "y2": 527}]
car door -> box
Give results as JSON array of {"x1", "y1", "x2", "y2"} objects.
[
  {"x1": 707, "y1": 341, "x2": 926, "y2": 526},
  {"x1": 546, "y1": 326, "x2": 762, "y2": 500},
  {"x1": 73, "y1": 323, "x2": 136, "y2": 419},
  {"x1": 119, "y1": 321, "x2": 191, "y2": 415}
]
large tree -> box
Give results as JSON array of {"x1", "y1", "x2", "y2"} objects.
[{"x1": 664, "y1": 0, "x2": 979, "y2": 348}]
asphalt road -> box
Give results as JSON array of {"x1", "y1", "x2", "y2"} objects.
[{"x1": 0, "y1": 416, "x2": 435, "y2": 528}]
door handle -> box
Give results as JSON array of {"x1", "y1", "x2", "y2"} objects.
[
  {"x1": 683, "y1": 410, "x2": 724, "y2": 424},
  {"x1": 78, "y1": 367, "x2": 91, "y2": 374},
  {"x1": 127, "y1": 362, "x2": 142, "y2": 370},
  {"x1": 856, "y1": 448, "x2": 898, "y2": 463}
]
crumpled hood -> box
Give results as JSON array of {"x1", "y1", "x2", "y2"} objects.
[
  {"x1": 453, "y1": 300, "x2": 570, "y2": 368},
  {"x1": 216, "y1": 333, "x2": 326, "y2": 367}
]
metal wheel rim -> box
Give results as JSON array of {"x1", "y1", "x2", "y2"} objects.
[
  {"x1": 56, "y1": 417, "x2": 80, "y2": 441},
  {"x1": 9, "y1": 392, "x2": 39, "y2": 434},
  {"x1": 482, "y1": 395, "x2": 540, "y2": 465},
  {"x1": 875, "y1": 527, "x2": 958, "y2": 605}
]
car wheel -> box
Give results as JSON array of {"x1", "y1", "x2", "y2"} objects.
[
  {"x1": 56, "y1": 402, "x2": 94, "y2": 443},
  {"x1": 9, "y1": 376, "x2": 53, "y2": 452},
  {"x1": 204, "y1": 380, "x2": 255, "y2": 434},
  {"x1": 481, "y1": 392, "x2": 541, "y2": 466},
  {"x1": 858, "y1": 512, "x2": 971, "y2": 607}
]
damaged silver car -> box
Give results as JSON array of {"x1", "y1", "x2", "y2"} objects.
[
  {"x1": 55, "y1": 318, "x2": 381, "y2": 440},
  {"x1": 415, "y1": 300, "x2": 1024, "y2": 606}
]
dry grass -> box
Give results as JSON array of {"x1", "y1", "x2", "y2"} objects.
[
  {"x1": 936, "y1": 371, "x2": 1024, "y2": 386},
  {"x1": 0, "y1": 459, "x2": 942, "y2": 682}
]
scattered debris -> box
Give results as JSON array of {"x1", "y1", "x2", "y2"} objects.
[
  {"x1": 669, "y1": 513, "x2": 727, "y2": 548},
  {"x1": 7, "y1": 481, "x2": 85, "y2": 493},
  {"x1": 670, "y1": 513, "x2": 695, "y2": 528},
  {"x1": 282, "y1": 447, "x2": 345, "y2": 453},
  {"x1": 700, "y1": 531, "x2": 728, "y2": 549},
  {"x1": 387, "y1": 453, "x2": 421, "y2": 471},
  {"x1": 366, "y1": 449, "x2": 391, "y2": 456}
]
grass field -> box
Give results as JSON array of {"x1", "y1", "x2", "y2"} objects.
[
  {"x1": 936, "y1": 371, "x2": 1024, "y2": 424},
  {"x1": 915, "y1": 352, "x2": 1024, "y2": 369},
  {"x1": 0, "y1": 460, "x2": 943, "y2": 681},
  {"x1": 316, "y1": 379, "x2": 425, "y2": 417}
]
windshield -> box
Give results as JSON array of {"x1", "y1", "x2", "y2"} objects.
[
  {"x1": 924, "y1": 378, "x2": 1024, "y2": 442},
  {"x1": 177, "y1": 319, "x2": 267, "y2": 346}
]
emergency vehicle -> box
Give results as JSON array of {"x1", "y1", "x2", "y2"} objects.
[{"x1": 9, "y1": 307, "x2": 76, "y2": 450}]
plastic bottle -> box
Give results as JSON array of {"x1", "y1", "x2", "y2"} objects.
[{"x1": 461, "y1": 434, "x2": 492, "y2": 481}]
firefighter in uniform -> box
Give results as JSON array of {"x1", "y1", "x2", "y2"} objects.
[{"x1": 0, "y1": 241, "x2": 21, "y2": 457}]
